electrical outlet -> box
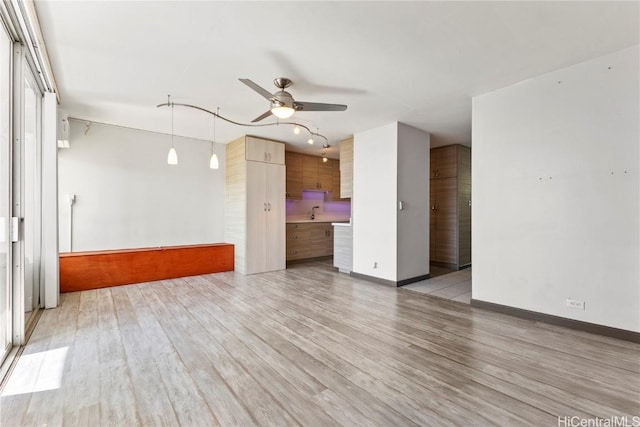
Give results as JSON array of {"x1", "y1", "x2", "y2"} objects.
[
  {"x1": 566, "y1": 299, "x2": 585, "y2": 310},
  {"x1": 373, "y1": 262, "x2": 378, "y2": 269}
]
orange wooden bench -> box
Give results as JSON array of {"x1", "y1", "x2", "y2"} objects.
[{"x1": 59, "y1": 243, "x2": 234, "y2": 293}]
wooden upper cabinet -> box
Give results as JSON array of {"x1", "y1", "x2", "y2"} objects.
[
  {"x1": 430, "y1": 144, "x2": 457, "y2": 179},
  {"x1": 246, "y1": 136, "x2": 285, "y2": 164},
  {"x1": 285, "y1": 151, "x2": 342, "y2": 199},
  {"x1": 285, "y1": 152, "x2": 303, "y2": 199},
  {"x1": 318, "y1": 158, "x2": 333, "y2": 190},
  {"x1": 302, "y1": 155, "x2": 320, "y2": 189}
]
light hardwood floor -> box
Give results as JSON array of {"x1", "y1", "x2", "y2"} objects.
[{"x1": 2, "y1": 263, "x2": 639, "y2": 426}]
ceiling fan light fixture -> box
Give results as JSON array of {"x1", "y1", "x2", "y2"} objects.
[{"x1": 271, "y1": 105, "x2": 295, "y2": 119}]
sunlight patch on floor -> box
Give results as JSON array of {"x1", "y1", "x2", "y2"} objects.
[{"x1": 1, "y1": 347, "x2": 68, "y2": 397}]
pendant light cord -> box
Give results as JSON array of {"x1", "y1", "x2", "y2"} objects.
[
  {"x1": 212, "y1": 107, "x2": 218, "y2": 154},
  {"x1": 171, "y1": 103, "x2": 174, "y2": 148}
]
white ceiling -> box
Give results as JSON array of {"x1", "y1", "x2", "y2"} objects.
[{"x1": 35, "y1": 1, "x2": 639, "y2": 157}]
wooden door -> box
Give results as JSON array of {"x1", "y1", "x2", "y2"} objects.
[
  {"x1": 430, "y1": 145, "x2": 458, "y2": 179},
  {"x1": 265, "y1": 163, "x2": 286, "y2": 271},
  {"x1": 285, "y1": 151, "x2": 303, "y2": 199},
  {"x1": 246, "y1": 161, "x2": 267, "y2": 274},
  {"x1": 429, "y1": 180, "x2": 436, "y2": 260},
  {"x1": 431, "y1": 177, "x2": 458, "y2": 265},
  {"x1": 458, "y1": 146, "x2": 472, "y2": 266}
]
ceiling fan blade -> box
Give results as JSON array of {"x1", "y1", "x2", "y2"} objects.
[
  {"x1": 294, "y1": 101, "x2": 347, "y2": 112},
  {"x1": 251, "y1": 110, "x2": 273, "y2": 122},
  {"x1": 239, "y1": 78, "x2": 273, "y2": 100}
]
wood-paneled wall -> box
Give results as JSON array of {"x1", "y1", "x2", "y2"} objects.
[
  {"x1": 339, "y1": 137, "x2": 353, "y2": 198},
  {"x1": 225, "y1": 137, "x2": 248, "y2": 272}
]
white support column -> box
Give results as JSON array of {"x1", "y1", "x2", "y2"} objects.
[{"x1": 41, "y1": 92, "x2": 58, "y2": 308}]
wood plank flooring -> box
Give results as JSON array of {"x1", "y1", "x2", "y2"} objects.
[{"x1": 2, "y1": 262, "x2": 639, "y2": 426}]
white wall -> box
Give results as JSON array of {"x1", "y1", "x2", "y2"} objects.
[
  {"x1": 41, "y1": 93, "x2": 58, "y2": 308},
  {"x1": 396, "y1": 123, "x2": 430, "y2": 282},
  {"x1": 58, "y1": 119, "x2": 226, "y2": 252},
  {"x1": 353, "y1": 122, "x2": 398, "y2": 281},
  {"x1": 472, "y1": 46, "x2": 639, "y2": 332},
  {"x1": 353, "y1": 121, "x2": 430, "y2": 283}
]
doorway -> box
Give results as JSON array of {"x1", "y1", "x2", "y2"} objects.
[{"x1": 405, "y1": 144, "x2": 472, "y2": 303}]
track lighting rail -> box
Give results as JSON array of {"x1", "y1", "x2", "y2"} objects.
[{"x1": 156, "y1": 99, "x2": 329, "y2": 145}]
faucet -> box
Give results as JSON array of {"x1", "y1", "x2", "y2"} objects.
[{"x1": 310, "y1": 206, "x2": 320, "y2": 220}]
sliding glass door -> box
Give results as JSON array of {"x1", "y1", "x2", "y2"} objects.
[
  {"x1": 22, "y1": 64, "x2": 42, "y2": 321},
  {"x1": 0, "y1": 6, "x2": 49, "y2": 366},
  {"x1": 0, "y1": 22, "x2": 12, "y2": 364}
]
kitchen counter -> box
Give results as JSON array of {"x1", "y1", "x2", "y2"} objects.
[
  {"x1": 286, "y1": 218, "x2": 349, "y2": 224},
  {"x1": 332, "y1": 222, "x2": 352, "y2": 227}
]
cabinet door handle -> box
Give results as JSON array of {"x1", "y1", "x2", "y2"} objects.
[
  {"x1": 264, "y1": 152, "x2": 267, "y2": 161},
  {"x1": 264, "y1": 203, "x2": 267, "y2": 211},
  {"x1": 267, "y1": 202, "x2": 271, "y2": 211},
  {"x1": 268, "y1": 152, "x2": 271, "y2": 161},
  {"x1": 431, "y1": 205, "x2": 437, "y2": 211}
]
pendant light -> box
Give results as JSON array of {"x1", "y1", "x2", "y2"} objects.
[
  {"x1": 209, "y1": 108, "x2": 219, "y2": 169},
  {"x1": 167, "y1": 98, "x2": 178, "y2": 165}
]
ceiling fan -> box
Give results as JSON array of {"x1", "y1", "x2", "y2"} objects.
[{"x1": 239, "y1": 77, "x2": 347, "y2": 122}]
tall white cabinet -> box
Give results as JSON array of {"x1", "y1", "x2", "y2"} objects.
[{"x1": 226, "y1": 135, "x2": 286, "y2": 274}]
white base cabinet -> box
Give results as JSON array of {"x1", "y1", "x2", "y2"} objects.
[{"x1": 333, "y1": 224, "x2": 352, "y2": 273}]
